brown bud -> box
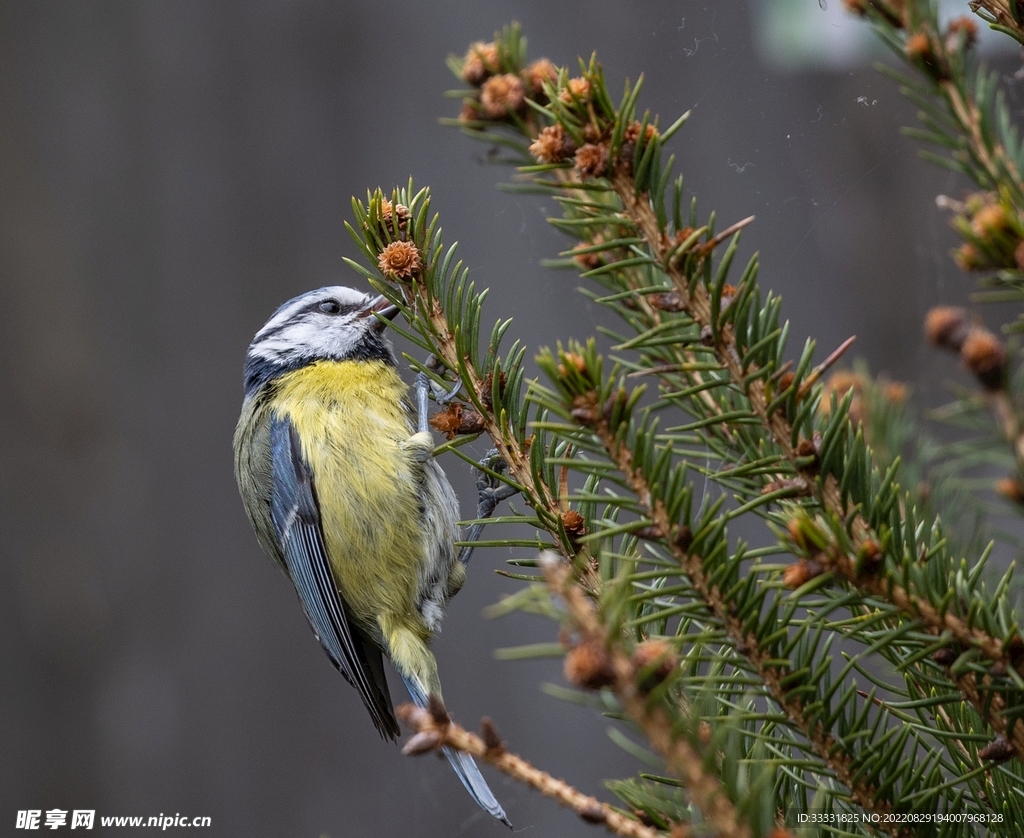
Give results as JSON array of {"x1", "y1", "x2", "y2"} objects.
[
  {"x1": 378, "y1": 199, "x2": 410, "y2": 235},
  {"x1": 786, "y1": 517, "x2": 805, "y2": 550},
  {"x1": 859, "y1": 539, "x2": 882, "y2": 564},
  {"x1": 633, "y1": 639, "x2": 677, "y2": 691},
  {"x1": 558, "y1": 352, "x2": 588, "y2": 377},
  {"x1": 954, "y1": 241, "x2": 988, "y2": 271},
  {"x1": 377, "y1": 240, "x2": 421, "y2": 281},
  {"x1": 857, "y1": 539, "x2": 884, "y2": 577},
  {"x1": 570, "y1": 391, "x2": 600, "y2": 426},
  {"x1": 529, "y1": 123, "x2": 575, "y2": 164},
  {"x1": 1003, "y1": 632, "x2": 1024, "y2": 668},
  {"x1": 624, "y1": 120, "x2": 659, "y2": 146},
  {"x1": 971, "y1": 202, "x2": 1009, "y2": 239},
  {"x1": 719, "y1": 283, "x2": 737, "y2": 310},
  {"x1": 561, "y1": 509, "x2": 588, "y2": 538},
  {"x1": 480, "y1": 73, "x2": 525, "y2": 118},
  {"x1": 996, "y1": 477, "x2": 1024, "y2": 505},
  {"x1": 480, "y1": 370, "x2": 506, "y2": 411},
  {"x1": 883, "y1": 381, "x2": 907, "y2": 403},
  {"x1": 574, "y1": 143, "x2": 608, "y2": 179},
  {"x1": 931, "y1": 646, "x2": 957, "y2": 667},
  {"x1": 979, "y1": 734, "x2": 1014, "y2": 762},
  {"x1": 924, "y1": 306, "x2": 969, "y2": 351},
  {"x1": 674, "y1": 525, "x2": 693, "y2": 553},
  {"x1": 667, "y1": 227, "x2": 697, "y2": 266},
  {"x1": 523, "y1": 58, "x2": 559, "y2": 96},
  {"x1": 429, "y1": 404, "x2": 485, "y2": 440},
  {"x1": 961, "y1": 327, "x2": 1007, "y2": 390},
  {"x1": 571, "y1": 245, "x2": 602, "y2": 271},
  {"x1": 905, "y1": 31, "x2": 946, "y2": 79},
  {"x1": 824, "y1": 370, "x2": 866, "y2": 398},
  {"x1": 576, "y1": 802, "x2": 607, "y2": 824},
  {"x1": 402, "y1": 729, "x2": 444, "y2": 756},
  {"x1": 946, "y1": 16, "x2": 978, "y2": 51},
  {"x1": 820, "y1": 369, "x2": 866, "y2": 425},
  {"x1": 462, "y1": 41, "x2": 499, "y2": 86},
  {"x1": 396, "y1": 703, "x2": 431, "y2": 730},
  {"x1": 783, "y1": 558, "x2": 823, "y2": 590},
  {"x1": 648, "y1": 291, "x2": 687, "y2": 312},
  {"x1": 905, "y1": 32, "x2": 930, "y2": 60},
  {"x1": 564, "y1": 641, "x2": 616, "y2": 690},
  {"x1": 427, "y1": 693, "x2": 451, "y2": 726},
  {"x1": 795, "y1": 436, "x2": 820, "y2": 472},
  {"x1": 480, "y1": 717, "x2": 505, "y2": 755},
  {"x1": 458, "y1": 101, "x2": 483, "y2": 125},
  {"x1": 560, "y1": 76, "x2": 591, "y2": 104}
]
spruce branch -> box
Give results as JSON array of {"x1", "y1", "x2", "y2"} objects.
[
  {"x1": 396, "y1": 700, "x2": 663, "y2": 838},
  {"x1": 849, "y1": 1, "x2": 1024, "y2": 297},
  {"x1": 541, "y1": 351, "x2": 908, "y2": 836},
  {"x1": 847, "y1": 1, "x2": 1024, "y2": 540},
  {"x1": 429, "y1": 22, "x2": 1024, "y2": 829},
  {"x1": 444, "y1": 27, "x2": 1024, "y2": 767},
  {"x1": 538, "y1": 552, "x2": 754, "y2": 838},
  {"x1": 968, "y1": 0, "x2": 1024, "y2": 46},
  {"x1": 323, "y1": 19, "x2": 1024, "y2": 833}
]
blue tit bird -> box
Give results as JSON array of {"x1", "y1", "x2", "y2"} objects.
[{"x1": 233, "y1": 285, "x2": 509, "y2": 826}]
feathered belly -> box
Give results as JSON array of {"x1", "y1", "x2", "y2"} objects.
[{"x1": 272, "y1": 361, "x2": 433, "y2": 634}]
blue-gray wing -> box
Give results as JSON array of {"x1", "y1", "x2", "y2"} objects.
[{"x1": 269, "y1": 415, "x2": 399, "y2": 739}]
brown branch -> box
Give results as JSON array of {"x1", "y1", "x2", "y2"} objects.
[
  {"x1": 397, "y1": 702, "x2": 666, "y2": 838},
  {"x1": 539, "y1": 553, "x2": 753, "y2": 838},
  {"x1": 941, "y1": 81, "x2": 1010, "y2": 188},
  {"x1": 810, "y1": 533, "x2": 1009, "y2": 665},
  {"x1": 969, "y1": 1, "x2": 1024, "y2": 59}
]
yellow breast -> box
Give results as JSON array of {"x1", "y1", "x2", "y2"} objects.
[{"x1": 271, "y1": 360, "x2": 427, "y2": 635}]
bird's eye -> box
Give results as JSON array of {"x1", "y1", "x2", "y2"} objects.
[{"x1": 318, "y1": 300, "x2": 342, "y2": 314}]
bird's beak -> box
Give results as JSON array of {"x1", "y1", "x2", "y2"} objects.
[{"x1": 362, "y1": 294, "x2": 400, "y2": 331}]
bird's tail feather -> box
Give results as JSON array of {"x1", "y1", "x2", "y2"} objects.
[{"x1": 401, "y1": 674, "x2": 511, "y2": 827}]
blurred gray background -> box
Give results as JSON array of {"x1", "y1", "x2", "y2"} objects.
[{"x1": 1, "y1": 1, "x2": 1012, "y2": 836}]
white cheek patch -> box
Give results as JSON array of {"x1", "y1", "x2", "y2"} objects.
[
  {"x1": 248, "y1": 286, "x2": 385, "y2": 368},
  {"x1": 250, "y1": 315, "x2": 364, "y2": 363}
]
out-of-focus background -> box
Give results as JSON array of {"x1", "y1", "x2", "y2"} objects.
[{"x1": 2, "y1": 1, "x2": 1016, "y2": 835}]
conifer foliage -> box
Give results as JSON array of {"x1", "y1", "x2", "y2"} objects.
[{"x1": 343, "y1": 9, "x2": 1024, "y2": 836}]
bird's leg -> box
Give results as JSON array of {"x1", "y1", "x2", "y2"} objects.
[
  {"x1": 425, "y1": 353, "x2": 463, "y2": 406},
  {"x1": 415, "y1": 357, "x2": 518, "y2": 564},
  {"x1": 458, "y1": 449, "x2": 518, "y2": 567},
  {"x1": 414, "y1": 358, "x2": 464, "y2": 436},
  {"x1": 414, "y1": 370, "x2": 431, "y2": 435}
]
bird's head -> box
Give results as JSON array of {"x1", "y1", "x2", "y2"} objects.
[{"x1": 243, "y1": 286, "x2": 399, "y2": 395}]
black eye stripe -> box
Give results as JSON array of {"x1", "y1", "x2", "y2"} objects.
[{"x1": 301, "y1": 299, "x2": 358, "y2": 316}]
